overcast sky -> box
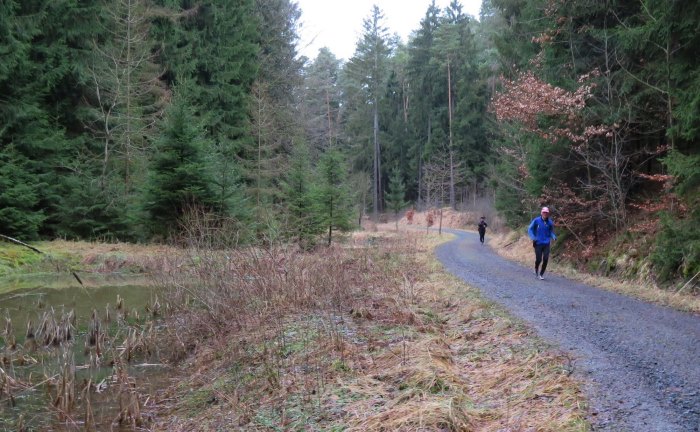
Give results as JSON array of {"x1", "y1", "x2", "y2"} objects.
[{"x1": 296, "y1": 0, "x2": 483, "y2": 61}]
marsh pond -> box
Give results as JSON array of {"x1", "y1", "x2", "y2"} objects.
[{"x1": 0, "y1": 271, "x2": 171, "y2": 431}]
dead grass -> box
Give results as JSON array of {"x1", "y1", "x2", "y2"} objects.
[
  {"x1": 0, "y1": 239, "x2": 178, "y2": 278},
  {"x1": 149, "y1": 228, "x2": 588, "y2": 431},
  {"x1": 490, "y1": 231, "x2": 700, "y2": 314},
  {"x1": 333, "y1": 236, "x2": 587, "y2": 432},
  {"x1": 58, "y1": 240, "x2": 176, "y2": 275}
]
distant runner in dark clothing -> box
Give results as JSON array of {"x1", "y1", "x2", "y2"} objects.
[
  {"x1": 478, "y1": 216, "x2": 488, "y2": 244},
  {"x1": 527, "y1": 207, "x2": 556, "y2": 280}
]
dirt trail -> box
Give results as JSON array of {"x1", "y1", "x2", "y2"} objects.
[{"x1": 436, "y1": 229, "x2": 700, "y2": 432}]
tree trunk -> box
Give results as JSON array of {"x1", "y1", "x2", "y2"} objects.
[
  {"x1": 372, "y1": 99, "x2": 379, "y2": 221},
  {"x1": 328, "y1": 196, "x2": 333, "y2": 246},
  {"x1": 418, "y1": 117, "x2": 432, "y2": 206},
  {"x1": 447, "y1": 58, "x2": 455, "y2": 209},
  {"x1": 326, "y1": 89, "x2": 333, "y2": 148}
]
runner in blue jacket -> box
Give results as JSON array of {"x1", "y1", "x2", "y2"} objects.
[{"x1": 527, "y1": 207, "x2": 556, "y2": 280}]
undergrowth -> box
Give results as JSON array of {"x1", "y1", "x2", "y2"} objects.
[{"x1": 149, "y1": 230, "x2": 588, "y2": 431}]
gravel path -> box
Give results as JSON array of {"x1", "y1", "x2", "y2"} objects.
[{"x1": 435, "y1": 229, "x2": 700, "y2": 432}]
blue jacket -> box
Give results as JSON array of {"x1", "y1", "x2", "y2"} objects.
[{"x1": 528, "y1": 216, "x2": 556, "y2": 245}]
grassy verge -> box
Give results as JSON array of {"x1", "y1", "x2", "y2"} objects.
[
  {"x1": 0, "y1": 239, "x2": 175, "y2": 279},
  {"x1": 489, "y1": 231, "x2": 700, "y2": 314},
  {"x1": 150, "y1": 230, "x2": 588, "y2": 431}
]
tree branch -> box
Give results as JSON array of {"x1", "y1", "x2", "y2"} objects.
[{"x1": 0, "y1": 234, "x2": 43, "y2": 254}]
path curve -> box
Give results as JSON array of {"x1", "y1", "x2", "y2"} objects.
[{"x1": 435, "y1": 229, "x2": 700, "y2": 432}]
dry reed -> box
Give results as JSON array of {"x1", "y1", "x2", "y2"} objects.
[
  {"x1": 1, "y1": 288, "x2": 159, "y2": 430},
  {"x1": 51, "y1": 348, "x2": 76, "y2": 421},
  {"x1": 113, "y1": 352, "x2": 144, "y2": 428}
]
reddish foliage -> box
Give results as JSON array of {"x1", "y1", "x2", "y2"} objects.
[
  {"x1": 542, "y1": 182, "x2": 684, "y2": 262},
  {"x1": 492, "y1": 72, "x2": 594, "y2": 128},
  {"x1": 636, "y1": 172, "x2": 674, "y2": 191},
  {"x1": 491, "y1": 70, "x2": 606, "y2": 144},
  {"x1": 406, "y1": 208, "x2": 415, "y2": 225},
  {"x1": 627, "y1": 219, "x2": 659, "y2": 234},
  {"x1": 537, "y1": 188, "x2": 598, "y2": 262},
  {"x1": 541, "y1": 183, "x2": 599, "y2": 232},
  {"x1": 426, "y1": 211, "x2": 435, "y2": 227},
  {"x1": 628, "y1": 195, "x2": 687, "y2": 216}
]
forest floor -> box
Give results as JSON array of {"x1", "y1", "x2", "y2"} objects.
[
  {"x1": 147, "y1": 229, "x2": 589, "y2": 431},
  {"x1": 0, "y1": 229, "x2": 588, "y2": 431}
]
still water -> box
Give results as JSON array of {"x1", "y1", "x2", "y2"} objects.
[
  {"x1": 0, "y1": 273, "x2": 171, "y2": 431},
  {"x1": 0, "y1": 273, "x2": 153, "y2": 333}
]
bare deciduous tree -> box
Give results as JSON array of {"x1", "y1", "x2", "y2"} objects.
[
  {"x1": 88, "y1": 0, "x2": 166, "y2": 194},
  {"x1": 422, "y1": 152, "x2": 453, "y2": 234}
]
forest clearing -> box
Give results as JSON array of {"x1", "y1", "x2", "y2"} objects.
[
  {"x1": 2, "y1": 213, "x2": 699, "y2": 430},
  {"x1": 2, "y1": 0, "x2": 699, "y2": 430},
  {"x1": 0, "y1": 226, "x2": 589, "y2": 431}
]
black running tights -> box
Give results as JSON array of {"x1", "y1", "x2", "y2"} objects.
[{"x1": 534, "y1": 243, "x2": 551, "y2": 275}]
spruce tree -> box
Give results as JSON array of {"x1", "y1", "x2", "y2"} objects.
[
  {"x1": 385, "y1": 166, "x2": 407, "y2": 230},
  {"x1": 155, "y1": 1, "x2": 259, "y2": 222},
  {"x1": 244, "y1": 0, "x2": 304, "y2": 228},
  {"x1": 0, "y1": 150, "x2": 45, "y2": 239},
  {"x1": 312, "y1": 149, "x2": 352, "y2": 246},
  {"x1": 89, "y1": 0, "x2": 164, "y2": 195},
  {"x1": 380, "y1": 51, "x2": 413, "y2": 200},
  {"x1": 0, "y1": 0, "x2": 102, "y2": 238},
  {"x1": 302, "y1": 48, "x2": 343, "y2": 154},
  {"x1": 344, "y1": 5, "x2": 393, "y2": 220},
  {"x1": 406, "y1": 1, "x2": 441, "y2": 205},
  {"x1": 144, "y1": 91, "x2": 216, "y2": 239},
  {"x1": 281, "y1": 141, "x2": 319, "y2": 247}
]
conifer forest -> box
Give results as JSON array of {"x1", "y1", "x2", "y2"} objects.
[{"x1": 1, "y1": 0, "x2": 698, "y2": 282}]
